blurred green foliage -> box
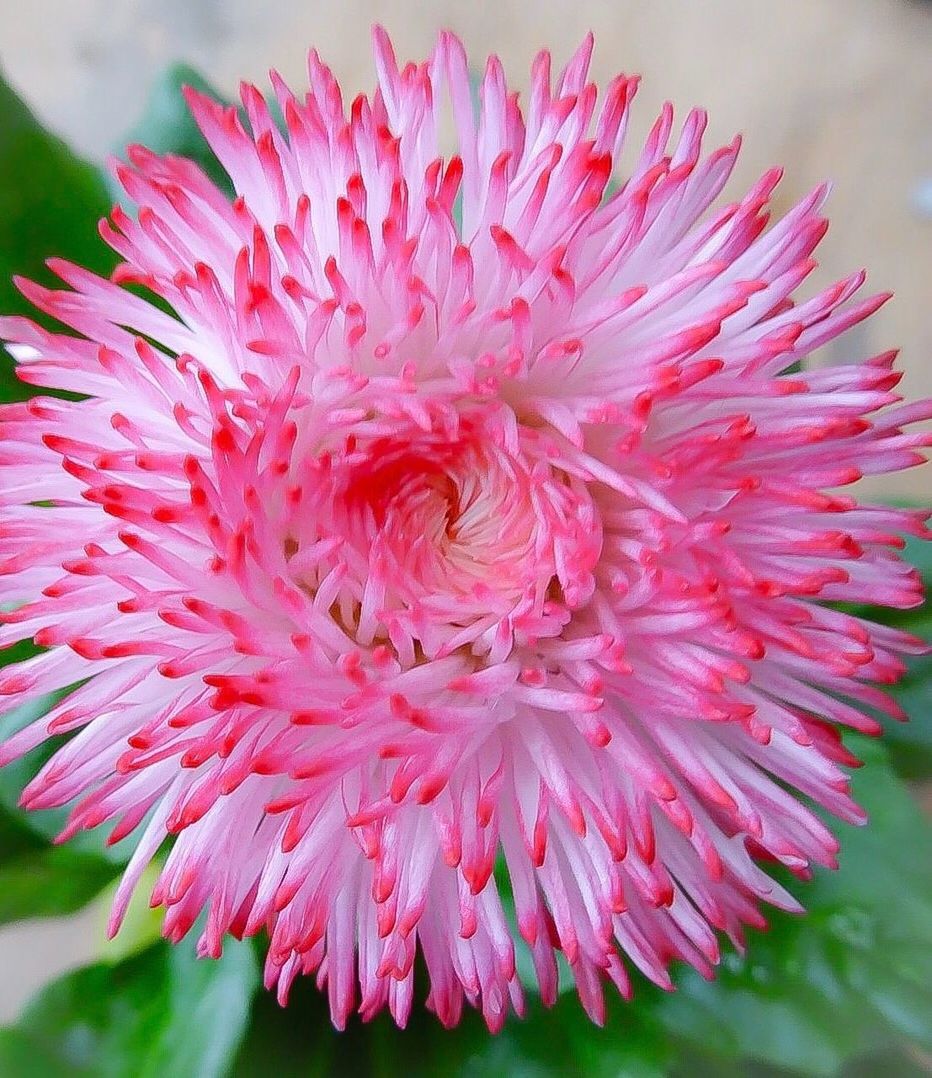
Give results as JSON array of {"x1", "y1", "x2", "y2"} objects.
[
  {"x1": 0, "y1": 936, "x2": 258, "y2": 1078},
  {"x1": 0, "y1": 62, "x2": 929, "y2": 1078},
  {"x1": 0, "y1": 75, "x2": 115, "y2": 399}
]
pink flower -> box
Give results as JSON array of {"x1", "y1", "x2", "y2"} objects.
[{"x1": 0, "y1": 28, "x2": 929, "y2": 1031}]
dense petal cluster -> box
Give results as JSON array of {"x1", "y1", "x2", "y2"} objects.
[{"x1": 0, "y1": 30, "x2": 929, "y2": 1030}]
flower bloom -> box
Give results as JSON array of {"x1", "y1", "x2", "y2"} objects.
[{"x1": 0, "y1": 28, "x2": 929, "y2": 1030}]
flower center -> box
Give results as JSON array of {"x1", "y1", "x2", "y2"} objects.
[{"x1": 284, "y1": 418, "x2": 603, "y2": 661}]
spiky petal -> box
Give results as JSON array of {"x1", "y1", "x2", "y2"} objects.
[{"x1": 0, "y1": 29, "x2": 929, "y2": 1030}]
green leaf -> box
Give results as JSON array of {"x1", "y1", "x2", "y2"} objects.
[
  {"x1": 113, "y1": 64, "x2": 234, "y2": 200},
  {"x1": 0, "y1": 795, "x2": 44, "y2": 861},
  {"x1": 0, "y1": 1026, "x2": 71, "y2": 1077},
  {"x1": 93, "y1": 863, "x2": 165, "y2": 966},
  {"x1": 0, "y1": 937, "x2": 259, "y2": 1078},
  {"x1": 0, "y1": 846, "x2": 118, "y2": 927},
  {"x1": 0, "y1": 696, "x2": 134, "y2": 865},
  {"x1": 651, "y1": 736, "x2": 932, "y2": 1075},
  {"x1": 235, "y1": 971, "x2": 680, "y2": 1078},
  {"x1": 0, "y1": 69, "x2": 115, "y2": 399},
  {"x1": 0, "y1": 696, "x2": 123, "y2": 925}
]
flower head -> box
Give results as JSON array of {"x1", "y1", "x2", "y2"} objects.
[{"x1": 0, "y1": 29, "x2": 929, "y2": 1030}]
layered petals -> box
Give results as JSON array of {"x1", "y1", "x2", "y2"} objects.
[{"x1": 0, "y1": 29, "x2": 929, "y2": 1030}]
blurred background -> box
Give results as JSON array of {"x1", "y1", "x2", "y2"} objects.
[{"x1": 0, "y1": 0, "x2": 929, "y2": 1070}]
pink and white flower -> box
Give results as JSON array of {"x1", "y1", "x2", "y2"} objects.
[{"x1": 0, "y1": 29, "x2": 928, "y2": 1030}]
